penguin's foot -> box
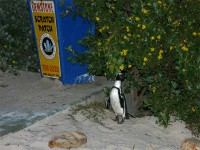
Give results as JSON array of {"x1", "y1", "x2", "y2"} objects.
[
  {"x1": 125, "y1": 114, "x2": 129, "y2": 119},
  {"x1": 113, "y1": 116, "x2": 118, "y2": 122},
  {"x1": 113, "y1": 116, "x2": 125, "y2": 124},
  {"x1": 117, "y1": 118, "x2": 124, "y2": 124}
]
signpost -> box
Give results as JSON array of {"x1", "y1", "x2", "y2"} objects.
[
  {"x1": 30, "y1": 1, "x2": 61, "y2": 78},
  {"x1": 28, "y1": 0, "x2": 94, "y2": 84}
]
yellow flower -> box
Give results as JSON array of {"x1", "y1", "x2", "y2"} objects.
[
  {"x1": 135, "y1": 17, "x2": 140, "y2": 21},
  {"x1": 137, "y1": 24, "x2": 141, "y2": 28},
  {"x1": 99, "y1": 28, "x2": 103, "y2": 32},
  {"x1": 192, "y1": 106, "x2": 196, "y2": 112},
  {"x1": 151, "y1": 36, "x2": 155, "y2": 40},
  {"x1": 97, "y1": 42, "x2": 101, "y2": 46},
  {"x1": 127, "y1": 33, "x2": 132, "y2": 37},
  {"x1": 128, "y1": 64, "x2": 132, "y2": 68},
  {"x1": 143, "y1": 57, "x2": 148, "y2": 62},
  {"x1": 96, "y1": 16, "x2": 100, "y2": 21},
  {"x1": 123, "y1": 35, "x2": 128, "y2": 40},
  {"x1": 119, "y1": 64, "x2": 124, "y2": 70},
  {"x1": 111, "y1": 6, "x2": 115, "y2": 10},
  {"x1": 142, "y1": 25, "x2": 146, "y2": 30},
  {"x1": 192, "y1": 32, "x2": 197, "y2": 36},
  {"x1": 182, "y1": 69, "x2": 186, "y2": 73},
  {"x1": 170, "y1": 46, "x2": 173, "y2": 50},
  {"x1": 126, "y1": 26, "x2": 130, "y2": 32},
  {"x1": 141, "y1": 8, "x2": 148, "y2": 14},
  {"x1": 181, "y1": 46, "x2": 189, "y2": 52},
  {"x1": 152, "y1": 87, "x2": 157, "y2": 93},
  {"x1": 157, "y1": 54, "x2": 162, "y2": 60},
  {"x1": 120, "y1": 49, "x2": 128, "y2": 56},
  {"x1": 151, "y1": 47, "x2": 155, "y2": 52},
  {"x1": 147, "y1": 3, "x2": 152, "y2": 6},
  {"x1": 99, "y1": 26, "x2": 109, "y2": 32},
  {"x1": 128, "y1": 16, "x2": 134, "y2": 21},
  {"x1": 12, "y1": 60, "x2": 16, "y2": 64},
  {"x1": 157, "y1": 35, "x2": 161, "y2": 40},
  {"x1": 159, "y1": 50, "x2": 164, "y2": 54}
]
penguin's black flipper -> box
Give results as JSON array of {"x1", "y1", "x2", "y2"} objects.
[{"x1": 105, "y1": 97, "x2": 111, "y2": 109}]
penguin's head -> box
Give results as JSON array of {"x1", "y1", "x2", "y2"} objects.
[{"x1": 116, "y1": 71, "x2": 126, "y2": 82}]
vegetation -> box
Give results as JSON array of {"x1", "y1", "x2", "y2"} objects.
[
  {"x1": 0, "y1": 0, "x2": 37, "y2": 73},
  {"x1": 69, "y1": 102, "x2": 106, "y2": 125},
  {"x1": 65, "y1": 0, "x2": 200, "y2": 135},
  {"x1": 0, "y1": 0, "x2": 199, "y2": 136}
]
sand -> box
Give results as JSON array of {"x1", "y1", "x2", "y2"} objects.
[{"x1": 0, "y1": 71, "x2": 195, "y2": 150}]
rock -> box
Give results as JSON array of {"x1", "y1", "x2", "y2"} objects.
[
  {"x1": 123, "y1": 81, "x2": 146, "y2": 116},
  {"x1": 48, "y1": 131, "x2": 87, "y2": 149},
  {"x1": 181, "y1": 138, "x2": 200, "y2": 150}
]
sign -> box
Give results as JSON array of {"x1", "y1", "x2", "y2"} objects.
[{"x1": 30, "y1": 0, "x2": 61, "y2": 78}]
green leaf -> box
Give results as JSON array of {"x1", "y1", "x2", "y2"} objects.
[
  {"x1": 171, "y1": 81, "x2": 178, "y2": 89},
  {"x1": 71, "y1": 59, "x2": 78, "y2": 64},
  {"x1": 67, "y1": 56, "x2": 73, "y2": 62},
  {"x1": 105, "y1": 2, "x2": 112, "y2": 8}
]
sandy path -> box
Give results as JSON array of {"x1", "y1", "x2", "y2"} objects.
[{"x1": 0, "y1": 71, "x2": 195, "y2": 150}]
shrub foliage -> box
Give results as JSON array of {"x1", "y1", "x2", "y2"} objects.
[
  {"x1": 0, "y1": 0, "x2": 37, "y2": 72},
  {"x1": 66, "y1": 0, "x2": 200, "y2": 135}
]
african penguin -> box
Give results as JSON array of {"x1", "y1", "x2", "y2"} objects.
[{"x1": 106, "y1": 72, "x2": 129, "y2": 124}]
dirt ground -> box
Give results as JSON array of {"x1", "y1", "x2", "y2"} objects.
[
  {"x1": 0, "y1": 71, "x2": 195, "y2": 150},
  {"x1": 0, "y1": 71, "x2": 112, "y2": 136}
]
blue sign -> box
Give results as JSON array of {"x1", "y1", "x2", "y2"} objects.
[{"x1": 28, "y1": 0, "x2": 95, "y2": 84}]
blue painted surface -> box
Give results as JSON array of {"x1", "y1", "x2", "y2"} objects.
[
  {"x1": 55, "y1": 0, "x2": 95, "y2": 84},
  {"x1": 28, "y1": 0, "x2": 94, "y2": 84}
]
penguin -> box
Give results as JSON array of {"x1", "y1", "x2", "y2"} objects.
[{"x1": 106, "y1": 72, "x2": 129, "y2": 124}]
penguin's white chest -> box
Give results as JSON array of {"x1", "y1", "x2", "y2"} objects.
[{"x1": 110, "y1": 88, "x2": 124, "y2": 115}]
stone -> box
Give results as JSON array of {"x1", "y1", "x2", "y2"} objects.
[
  {"x1": 181, "y1": 138, "x2": 200, "y2": 150},
  {"x1": 48, "y1": 131, "x2": 87, "y2": 149},
  {"x1": 122, "y1": 67, "x2": 147, "y2": 116}
]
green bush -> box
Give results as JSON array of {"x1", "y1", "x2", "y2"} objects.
[
  {"x1": 0, "y1": 0, "x2": 38, "y2": 73},
  {"x1": 66, "y1": 0, "x2": 200, "y2": 135}
]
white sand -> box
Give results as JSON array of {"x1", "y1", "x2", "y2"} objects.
[{"x1": 0, "y1": 71, "x2": 195, "y2": 150}]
